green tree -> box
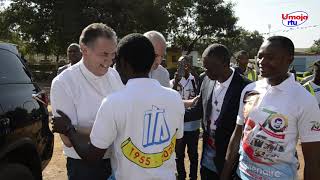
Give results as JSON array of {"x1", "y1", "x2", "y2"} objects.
[
  {"x1": 168, "y1": 0, "x2": 238, "y2": 54},
  {"x1": 308, "y1": 39, "x2": 320, "y2": 54},
  {"x1": 2, "y1": 0, "x2": 177, "y2": 59}
]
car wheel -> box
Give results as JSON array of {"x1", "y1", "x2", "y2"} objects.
[{"x1": 0, "y1": 163, "x2": 34, "y2": 180}]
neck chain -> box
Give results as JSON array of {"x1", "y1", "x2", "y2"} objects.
[
  {"x1": 181, "y1": 79, "x2": 190, "y2": 99},
  {"x1": 79, "y1": 65, "x2": 110, "y2": 98},
  {"x1": 212, "y1": 81, "x2": 225, "y2": 112}
]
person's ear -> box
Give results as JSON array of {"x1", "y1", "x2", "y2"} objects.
[
  {"x1": 285, "y1": 55, "x2": 294, "y2": 66},
  {"x1": 80, "y1": 43, "x2": 88, "y2": 56}
]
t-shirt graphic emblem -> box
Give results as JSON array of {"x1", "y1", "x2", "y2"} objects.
[
  {"x1": 259, "y1": 108, "x2": 288, "y2": 139},
  {"x1": 142, "y1": 105, "x2": 171, "y2": 147}
]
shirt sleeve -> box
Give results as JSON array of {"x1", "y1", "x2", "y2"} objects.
[
  {"x1": 50, "y1": 78, "x2": 78, "y2": 125},
  {"x1": 90, "y1": 97, "x2": 117, "y2": 149},
  {"x1": 298, "y1": 95, "x2": 320, "y2": 143},
  {"x1": 176, "y1": 94, "x2": 185, "y2": 139},
  {"x1": 236, "y1": 87, "x2": 247, "y2": 126}
]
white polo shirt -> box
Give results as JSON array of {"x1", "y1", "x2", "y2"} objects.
[
  {"x1": 236, "y1": 74, "x2": 320, "y2": 179},
  {"x1": 50, "y1": 60, "x2": 124, "y2": 159},
  {"x1": 90, "y1": 78, "x2": 184, "y2": 180}
]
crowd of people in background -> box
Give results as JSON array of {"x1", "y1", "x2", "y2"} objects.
[{"x1": 51, "y1": 23, "x2": 320, "y2": 180}]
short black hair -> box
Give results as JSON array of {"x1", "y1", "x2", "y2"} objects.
[
  {"x1": 79, "y1": 23, "x2": 117, "y2": 47},
  {"x1": 117, "y1": 33, "x2": 155, "y2": 73},
  {"x1": 202, "y1": 43, "x2": 231, "y2": 64},
  {"x1": 235, "y1": 50, "x2": 248, "y2": 59},
  {"x1": 267, "y1": 36, "x2": 294, "y2": 56}
]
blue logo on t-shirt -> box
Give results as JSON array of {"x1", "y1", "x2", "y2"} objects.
[{"x1": 142, "y1": 106, "x2": 171, "y2": 147}]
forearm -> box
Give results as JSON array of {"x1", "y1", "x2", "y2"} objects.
[
  {"x1": 304, "y1": 159, "x2": 320, "y2": 180},
  {"x1": 301, "y1": 141, "x2": 320, "y2": 180},
  {"x1": 183, "y1": 99, "x2": 194, "y2": 108},
  {"x1": 60, "y1": 134, "x2": 72, "y2": 147},
  {"x1": 66, "y1": 129, "x2": 102, "y2": 162}
]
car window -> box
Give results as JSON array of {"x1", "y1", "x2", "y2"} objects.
[{"x1": 0, "y1": 49, "x2": 32, "y2": 84}]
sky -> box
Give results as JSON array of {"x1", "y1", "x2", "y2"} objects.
[{"x1": 229, "y1": 0, "x2": 320, "y2": 48}]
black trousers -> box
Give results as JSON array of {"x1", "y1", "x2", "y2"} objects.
[
  {"x1": 175, "y1": 129, "x2": 200, "y2": 180},
  {"x1": 200, "y1": 166, "x2": 220, "y2": 180},
  {"x1": 66, "y1": 157, "x2": 112, "y2": 180}
]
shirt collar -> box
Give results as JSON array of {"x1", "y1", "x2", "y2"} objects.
[
  {"x1": 79, "y1": 59, "x2": 106, "y2": 81},
  {"x1": 181, "y1": 73, "x2": 194, "y2": 82},
  {"x1": 217, "y1": 67, "x2": 235, "y2": 88},
  {"x1": 271, "y1": 73, "x2": 295, "y2": 91},
  {"x1": 126, "y1": 78, "x2": 161, "y2": 87}
]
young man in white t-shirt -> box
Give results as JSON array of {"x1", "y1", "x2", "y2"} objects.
[
  {"x1": 304, "y1": 60, "x2": 320, "y2": 107},
  {"x1": 221, "y1": 36, "x2": 320, "y2": 180},
  {"x1": 52, "y1": 33, "x2": 185, "y2": 180},
  {"x1": 50, "y1": 23, "x2": 124, "y2": 180},
  {"x1": 170, "y1": 56, "x2": 200, "y2": 180}
]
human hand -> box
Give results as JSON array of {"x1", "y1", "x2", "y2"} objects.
[{"x1": 51, "y1": 110, "x2": 74, "y2": 135}]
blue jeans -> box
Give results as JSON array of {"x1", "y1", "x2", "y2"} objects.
[{"x1": 66, "y1": 157, "x2": 111, "y2": 180}]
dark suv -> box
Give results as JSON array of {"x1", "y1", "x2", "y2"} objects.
[{"x1": 0, "y1": 43, "x2": 54, "y2": 180}]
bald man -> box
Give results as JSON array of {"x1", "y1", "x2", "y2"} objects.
[{"x1": 144, "y1": 31, "x2": 170, "y2": 87}]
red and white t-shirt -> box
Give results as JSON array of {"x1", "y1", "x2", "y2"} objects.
[{"x1": 236, "y1": 74, "x2": 320, "y2": 179}]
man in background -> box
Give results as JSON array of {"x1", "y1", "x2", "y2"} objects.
[
  {"x1": 304, "y1": 60, "x2": 320, "y2": 107},
  {"x1": 57, "y1": 43, "x2": 82, "y2": 74},
  {"x1": 234, "y1": 50, "x2": 258, "y2": 81},
  {"x1": 171, "y1": 56, "x2": 200, "y2": 180}
]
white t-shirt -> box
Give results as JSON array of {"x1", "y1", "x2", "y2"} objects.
[
  {"x1": 90, "y1": 78, "x2": 184, "y2": 180},
  {"x1": 170, "y1": 74, "x2": 200, "y2": 131},
  {"x1": 309, "y1": 81, "x2": 320, "y2": 107},
  {"x1": 236, "y1": 74, "x2": 320, "y2": 179},
  {"x1": 50, "y1": 60, "x2": 124, "y2": 159},
  {"x1": 169, "y1": 74, "x2": 197, "y2": 100}
]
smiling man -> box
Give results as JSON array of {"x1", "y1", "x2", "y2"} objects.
[
  {"x1": 52, "y1": 33, "x2": 184, "y2": 180},
  {"x1": 50, "y1": 23, "x2": 124, "y2": 180},
  {"x1": 221, "y1": 36, "x2": 320, "y2": 180}
]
